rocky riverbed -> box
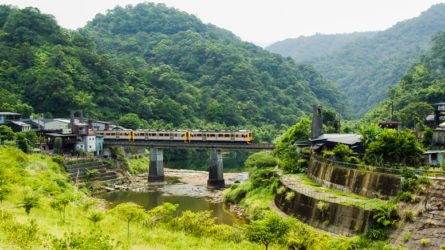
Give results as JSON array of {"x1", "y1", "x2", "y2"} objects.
[{"x1": 109, "y1": 168, "x2": 248, "y2": 204}]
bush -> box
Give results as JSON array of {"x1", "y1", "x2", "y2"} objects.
[
  {"x1": 366, "y1": 228, "x2": 388, "y2": 241},
  {"x1": 224, "y1": 182, "x2": 251, "y2": 203},
  {"x1": 404, "y1": 210, "x2": 414, "y2": 222},
  {"x1": 51, "y1": 155, "x2": 65, "y2": 166},
  {"x1": 244, "y1": 152, "x2": 278, "y2": 169},
  {"x1": 398, "y1": 192, "x2": 413, "y2": 202},
  {"x1": 403, "y1": 233, "x2": 411, "y2": 242},
  {"x1": 51, "y1": 230, "x2": 114, "y2": 249},
  {"x1": 244, "y1": 213, "x2": 291, "y2": 249},
  {"x1": 249, "y1": 168, "x2": 278, "y2": 189}
]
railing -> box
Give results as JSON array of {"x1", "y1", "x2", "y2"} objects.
[{"x1": 312, "y1": 155, "x2": 445, "y2": 177}]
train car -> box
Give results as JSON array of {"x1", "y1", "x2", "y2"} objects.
[
  {"x1": 133, "y1": 129, "x2": 188, "y2": 142},
  {"x1": 96, "y1": 129, "x2": 253, "y2": 143},
  {"x1": 189, "y1": 130, "x2": 253, "y2": 143},
  {"x1": 95, "y1": 130, "x2": 132, "y2": 140}
]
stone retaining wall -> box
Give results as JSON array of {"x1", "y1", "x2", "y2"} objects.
[
  {"x1": 275, "y1": 180, "x2": 376, "y2": 236},
  {"x1": 308, "y1": 157, "x2": 401, "y2": 199}
]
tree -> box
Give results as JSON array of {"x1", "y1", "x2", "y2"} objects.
[
  {"x1": 50, "y1": 193, "x2": 74, "y2": 222},
  {"x1": 397, "y1": 102, "x2": 434, "y2": 129},
  {"x1": 0, "y1": 125, "x2": 15, "y2": 144},
  {"x1": 111, "y1": 203, "x2": 145, "y2": 242},
  {"x1": 118, "y1": 113, "x2": 141, "y2": 130},
  {"x1": 364, "y1": 129, "x2": 423, "y2": 166},
  {"x1": 54, "y1": 137, "x2": 63, "y2": 155},
  {"x1": 422, "y1": 127, "x2": 433, "y2": 149},
  {"x1": 244, "y1": 152, "x2": 278, "y2": 169},
  {"x1": 88, "y1": 210, "x2": 105, "y2": 227},
  {"x1": 0, "y1": 185, "x2": 10, "y2": 204},
  {"x1": 20, "y1": 192, "x2": 39, "y2": 215},
  {"x1": 359, "y1": 123, "x2": 382, "y2": 149},
  {"x1": 245, "y1": 213, "x2": 290, "y2": 250},
  {"x1": 16, "y1": 132, "x2": 30, "y2": 153}
]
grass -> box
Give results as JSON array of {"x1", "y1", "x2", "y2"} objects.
[
  {"x1": 127, "y1": 155, "x2": 150, "y2": 175},
  {"x1": 0, "y1": 146, "x2": 266, "y2": 249},
  {"x1": 284, "y1": 174, "x2": 321, "y2": 187}
]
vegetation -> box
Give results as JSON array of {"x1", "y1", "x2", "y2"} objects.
[
  {"x1": 310, "y1": 4, "x2": 445, "y2": 117},
  {"x1": 267, "y1": 32, "x2": 376, "y2": 62},
  {"x1": 364, "y1": 129, "x2": 423, "y2": 166},
  {"x1": 274, "y1": 118, "x2": 311, "y2": 173},
  {"x1": 365, "y1": 28, "x2": 445, "y2": 125}
]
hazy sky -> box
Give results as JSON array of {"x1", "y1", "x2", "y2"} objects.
[{"x1": 1, "y1": 0, "x2": 445, "y2": 47}]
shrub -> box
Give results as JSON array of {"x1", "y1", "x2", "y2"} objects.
[
  {"x1": 2, "y1": 219, "x2": 39, "y2": 248},
  {"x1": 244, "y1": 213, "x2": 291, "y2": 250},
  {"x1": 244, "y1": 152, "x2": 278, "y2": 169},
  {"x1": 403, "y1": 233, "x2": 411, "y2": 242},
  {"x1": 249, "y1": 168, "x2": 278, "y2": 189},
  {"x1": 398, "y1": 192, "x2": 413, "y2": 202},
  {"x1": 285, "y1": 191, "x2": 295, "y2": 202},
  {"x1": 421, "y1": 238, "x2": 429, "y2": 246},
  {"x1": 404, "y1": 210, "x2": 414, "y2": 222},
  {"x1": 224, "y1": 182, "x2": 251, "y2": 203},
  {"x1": 51, "y1": 230, "x2": 114, "y2": 249},
  {"x1": 51, "y1": 155, "x2": 65, "y2": 166},
  {"x1": 366, "y1": 228, "x2": 388, "y2": 241}
]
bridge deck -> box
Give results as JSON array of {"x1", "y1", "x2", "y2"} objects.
[{"x1": 103, "y1": 140, "x2": 275, "y2": 150}]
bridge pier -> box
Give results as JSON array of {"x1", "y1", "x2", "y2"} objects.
[
  {"x1": 208, "y1": 149, "x2": 225, "y2": 188},
  {"x1": 148, "y1": 148, "x2": 164, "y2": 182}
]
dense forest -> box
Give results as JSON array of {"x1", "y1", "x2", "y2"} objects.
[
  {"x1": 268, "y1": 4, "x2": 445, "y2": 118},
  {"x1": 266, "y1": 32, "x2": 376, "y2": 62},
  {"x1": 364, "y1": 30, "x2": 445, "y2": 126},
  {"x1": 0, "y1": 4, "x2": 349, "y2": 142}
]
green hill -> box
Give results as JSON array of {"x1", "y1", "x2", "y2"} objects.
[
  {"x1": 267, "y1": 4, "x2": 445, "y2": 118},
  {"x1": 0, "y1": 4, "x2": 349, "y2": 141},
  {"x1": 266, "y1": 32, "x2": 376, "y2": 62},
  {"x1": 364, "y1": 30, "x2": 445, "y2": 125}
]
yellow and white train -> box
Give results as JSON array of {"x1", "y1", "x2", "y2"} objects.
[{"x1": 95, "y1": 129, "x2": 253, "y2": 143}]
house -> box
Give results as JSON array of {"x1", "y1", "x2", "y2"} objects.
[
  {"x1": 41, "y1": 118, "x2": 70, "y2": 130},
  {"x1": 299, "y1": 105, "x2": 364, "y2": 154},
  {"x1": 0, "y1": 112, "x2": 21, "y2": 124},
  {"x1": 424, "y1": 150, "x2": 445, "y2": 168},
  {"x1": 88, "y1": 120, "x2": 110, "y2": 131},
  {"x1": 20, "y1": 118, "x2": 45, "y2": 130},
  {"x1": 75, "y1": 135, "x2": 96, "y2": 153},
  {"x1": 7, "y1": 121, "x2": 31, "y2": 132},
  {"x1": 432, "y1": 128, "x2": 445, "y2": 147},
  {"x1": 45, "y1": 133, "x2": 77, "y2": 153}
]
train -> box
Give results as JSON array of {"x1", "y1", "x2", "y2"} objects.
[{"x1": 94, "y1": 129, "x2": 254, "y2": 143}]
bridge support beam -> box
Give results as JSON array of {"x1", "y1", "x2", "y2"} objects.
[
  {"x1": 208, "y1": 149, "x2": 225, "y2": 188},
  {"x1": 148, "y1": 148, "x2": 164, "y2": 182}
]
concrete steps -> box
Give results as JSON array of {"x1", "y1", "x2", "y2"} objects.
[{"x1": 64, "y1": 160, "x2": 121, "y2": 183}]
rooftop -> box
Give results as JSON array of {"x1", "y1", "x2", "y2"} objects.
[{"x1": 310, "y1": 133, "x2": 362, "y2": 145}]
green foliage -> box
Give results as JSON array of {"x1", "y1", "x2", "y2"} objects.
[
  {"x1": 51, "y1": 155, "x2": 65, "y2": 166},
  {"x1": 397, "y1": 102, "x2": 434, "y2": 129},
  {"x1": 111, "y1": 203, "x2": 145, "y2": 242},
  {"x1": 364, "y1": 129, "x2": 423, "y2": 166},
  {"x1": 244, "y1": 213, "x2": 290, "y2": 249},
  {"x1": 118, "y1": 113, "x2": 141, "y2": 129},
  {"x1": 224, "y1": 182, "x2": 251, "y2": 204},
  {"x1": 20, "y1": 192, "x2": 40, "y2": 214},
  {"x1": 50, "y1": 192, "x2": 74, "y2": 222},
  {"x1": 421, "y1": 127, "x2": 433, "y2": 149},
  {"x1": 0, "y1": 125, "x2": 15, "y2": 143},
  {"x1": 54, "y1": 137, "x2": 63, "y2": 155},
  {"x1": 249, "y1": 168, "x2": 278, "y2": 189},
  {"x1": 366, "y1": 29, "x2": 445, "y2": 124},
  {"x1": 0, "y1": 184, "x2": 10, "y2": 203},
  {"x1": 87, "y1": 210, "x2": 105, "y2": 226},
  {"x1": 244, "y1": 152, "x2": 277, "y2": 169},
  {"x1": 1, "y1": 219, "x2": 40, "y2": 248},
  {"x1": 305, "y1": 4, "x2": 445, "y2": 117},
  {"x1": 274, "y1": 118, "x2": 311, "y2": 173},
  {"x1": 359, "y1": 123, "x2": 382, "y2": 149},
  {"x1": 403, "y1": 232, "x2": 411, "y2": 242},
  {"x1": 146, "y1": 202, "x2": 178, "y2": 225},
  {"x1": 332, "y1": 144, "x2": 355, "y2": 162},
  {"x1": 51, "y1": 229, "x2": 114, "y2": 249},
  {"x1": 85, "y1": 168, "x2": 99, "y2": 182},
  {"x1": 373, "y1": 202, "x2": 400, "y2": 229}
]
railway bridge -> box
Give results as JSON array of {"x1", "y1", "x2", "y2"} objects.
[{"x1": 103, "y1": 139, "x2": 275, "y2": 188}]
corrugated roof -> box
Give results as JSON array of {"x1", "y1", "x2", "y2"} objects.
[{"x1": 311, "y1": 133, "x2": 362, "y2": 145}]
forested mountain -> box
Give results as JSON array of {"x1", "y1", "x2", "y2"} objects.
[
  {"x1": 364, "y1": 30, "x2": 445, "y2": 126},
  {"x1": 266, "y1": 32, "x2": 376, "y2": 62},
  {"x1": 268, "y1": 4, "x2": 445, "y2": 118},
  {"x1": 0, "y1": 4, "x2": 348, "y2": 142}
]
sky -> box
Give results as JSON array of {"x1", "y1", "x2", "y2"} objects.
[{"x1": 1, "y1": 0, "x2": 445, "y2": 47}]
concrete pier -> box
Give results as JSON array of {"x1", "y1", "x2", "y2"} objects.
[
  {"x1": 207, "y1": 149, "x2": 225, "y2": 188},
  {"x1": 148, "y1": 148, "x2": 164, "y2": 182}
]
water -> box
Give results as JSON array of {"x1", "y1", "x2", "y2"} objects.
[{"x1": 100, "y1": 183, "x2": 245, "y2": 225}]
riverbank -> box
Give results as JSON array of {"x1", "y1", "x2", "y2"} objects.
[{"x1": 109, "y1": 168, "x2": 248, "y2": 204}]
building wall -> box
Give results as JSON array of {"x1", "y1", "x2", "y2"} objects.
[
  {"x1": 85, "y1": 136, "x2": 96, "y2": 152},
  {"x1": 432, "y1": 129, "x2": 445, "y2": 146}
]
